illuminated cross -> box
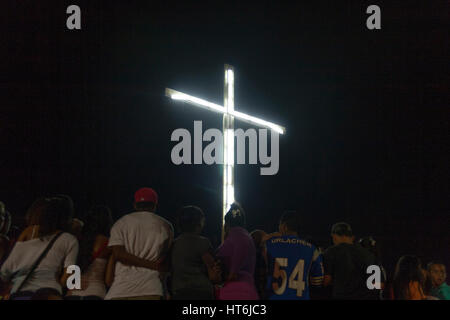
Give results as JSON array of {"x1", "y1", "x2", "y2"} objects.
[{"x1": 166, "y1": 64, "x2": 285, "y2": 239}]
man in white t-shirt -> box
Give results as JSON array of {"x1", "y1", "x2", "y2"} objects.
[{"x1": 105, "y1": 188, "x2": 174, "y2": 300}]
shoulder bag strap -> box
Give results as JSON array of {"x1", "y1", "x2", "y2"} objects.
[{"x1": 15, "y1": 232, "x2": 64, "y2": 293}]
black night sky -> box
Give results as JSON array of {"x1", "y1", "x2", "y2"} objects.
[{"x1": 1, "y1": 1, "x2": 449, "y2": 274}]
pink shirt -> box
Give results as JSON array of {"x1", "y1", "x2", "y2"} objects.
[{"x1": 216, "y1": 227, "x2": 259, "y2": 300}]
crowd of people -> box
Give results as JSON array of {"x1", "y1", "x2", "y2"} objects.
[{"x1": 0, "y1": 188, "x2": 448, "y2": 300}]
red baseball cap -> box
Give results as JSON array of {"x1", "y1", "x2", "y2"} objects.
[{"x1": 134, "y1": 188, "x2": 158, "y2": 204}]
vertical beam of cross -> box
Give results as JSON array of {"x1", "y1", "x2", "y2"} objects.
[
  {"x1": 223, "y1": 65, "x2": 235, "y2": 240},
  {"x1": 165, "y1": 64, "x2": 285, "y2": 242}
]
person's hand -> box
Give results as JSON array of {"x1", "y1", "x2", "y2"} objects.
[
  {"x1": 212, "y1": 261, "x2": 222, "y2": 276},
  {"x1": 155, "y1": 256, "x2": 170, "y2": 272},
  {"x1": 207, "y1": 260, "x2": 222, "y2": 284}
]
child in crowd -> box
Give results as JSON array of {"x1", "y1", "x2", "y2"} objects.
[
  {"x1": 427, "y1": 261, "x2": 450, "y2": 300},
  {"x1": 170, "y1": 206, "x2": 221, "y2": 300}
]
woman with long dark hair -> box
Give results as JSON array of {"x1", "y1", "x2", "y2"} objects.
[
  {"x1": 392, "y1": 255, "x2": 426, "y2": 300},
  {"x1": 0, "y1": 196, "x2": 78, "y2": 300},
  {"x1": 17, "y1": 197, "x2": 47, "y2": 242},
  {"x1": 66, "y1": 205, "x2": 113, "y2": 300}
]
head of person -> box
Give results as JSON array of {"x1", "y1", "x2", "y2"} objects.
[
  {"x1": 38, "y1": 195, "x2": 75, "y2": 238},
  {"x1": 358, "y1": 236, "x2": 376, "y2": 250},
  {"x1": 25, "y1": 197, "x2": 47, "y2": 227},
  {"x1": 133, "y1": 187, "x2": 158, "y2": 212},
  {"x1": 358, "y1": 236, "x2": 381, "y2": 261},
  {"x1": 82, "y1": 205, "x2": 113, "y2": 238},
  {"x1": 224, "y1": 202, "x2": 246, "y2": 236},
  {"x1": 176, "y1": 205, "x2": 205, "y2": 234},
  {"x1": 250, "y1": 229, "x2": 267, "y2": 249},
  {"x1": 427, "y1": 261, "x2": 447, "y2": 288},
  {"x1": 393, "y1": 255, "x2": 424, "y2": 299},
  {"x1": 78, "y1": 205, "x2": 113, "y2": 272},
  {"x1": 330, "y1": 222, "x2": 354, "y2": 245},
  {"x1": 278, "y1": 211, "x2": 300, "y2": 236}
]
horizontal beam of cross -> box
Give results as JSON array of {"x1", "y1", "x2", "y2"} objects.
[{"x1": 165, "y1": 88, "x2": 285, "y2": 134}]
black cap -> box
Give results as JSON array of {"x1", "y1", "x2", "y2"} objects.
[{"x1": 331, "y1": 222, "x2": 353, "y2": 237}]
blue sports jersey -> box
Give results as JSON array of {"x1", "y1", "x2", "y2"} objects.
[{"x1": 265, "y1": 235, "x2": 324, "y2": 300}]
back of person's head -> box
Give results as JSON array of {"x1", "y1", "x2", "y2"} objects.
[
  {"x1": 393, "y1": 255, "x2": 424, "y2": 300},
  {"x1": 359, "y1": 236, "x2": 376, "y2": 249},
  {"x1": 331, "y1": 222, "x2": 353, "y2": 237},
  {"x1": 224, "y1": 202, "x2": 246, "y2": 229},
  {"x1": 77, "y1": 205, "x2": 113, "y2": 272},
  {"x1": 176, "y1": 205, "x2": 205, "y2": 234},
  {"x1": 82, "y1": 205, "x2": 113, "y2": 238},
  {"x1": 279, "y1": 210, "x2": 300, "y2": 235},
  {"x1": 358, "y1": 236, "x2": 381, "y2": 261},
  {"x1": 330, "y1": 222, "x2": 354, "y2": 245},
  {"x1": 134, "y1": 187, "x2": 158, "y2": 212},
  {"x1": 38, "y1": 196, "x2": 74, "y2": 238},
  {"x1": 54, "y1": 194, "x2": 75, "y2": 217},
  {"x1": 25, "y1": 197, "x2": 47, "y2": 227}
]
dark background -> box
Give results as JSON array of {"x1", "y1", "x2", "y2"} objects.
[{"x1": 1, "y1": 1, "x2": 449, "y2": 275}]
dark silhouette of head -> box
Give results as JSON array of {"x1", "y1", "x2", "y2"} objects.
[
  {"x1": 25, "y1": 197, "x2": 47, "y2": 227},
  {"x1": 393, "y1": 255, "x2": 424, "y2": 300},
  {"x1": 330, "y1": 222, "x2": 354, "y2": 245},
  {"x1": 224, "y1": 202, "x2": 246, "y2": 236},
  {"x1": 359, "y1": 236, "x2": 382, "y2": 263},
  {"x1": 38, "y1": 195, "x2": 74, "y2": 238},
  {"x1": 278, "y1": 210, "x2": 300, "y2": 235},
  {"x1": 176, "y1": 205, "x2": 205, "y2": 234}
]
